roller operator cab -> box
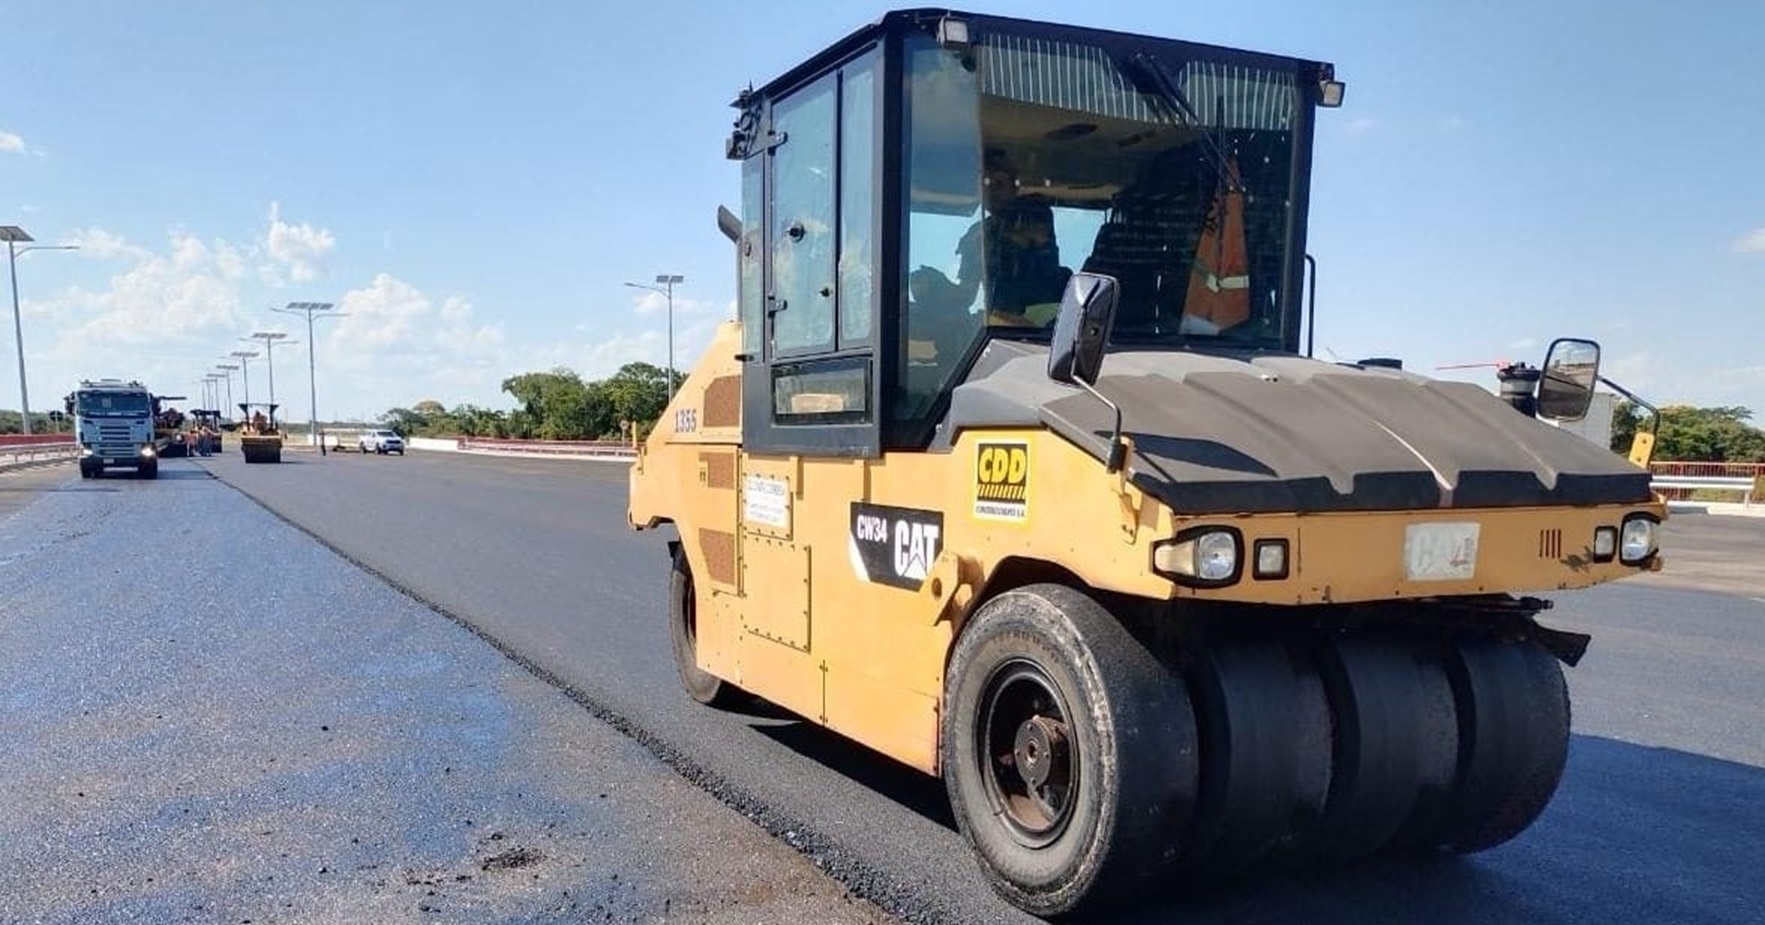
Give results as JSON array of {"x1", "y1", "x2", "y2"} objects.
[{"x1": 628, "y1": 9, "x2": 1665, "y2": 917}]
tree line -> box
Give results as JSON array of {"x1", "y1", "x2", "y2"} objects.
[
  {"x1": 1610, "y1": 403, "x2": 1765, "y2": 463},
  {"x1": 377, "y1": 362, "x2": 683, "y2": 442}
]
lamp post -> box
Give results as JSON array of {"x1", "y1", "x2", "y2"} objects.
[
  {"x1": 245, "y1": 332, "x2": 295, "y2": 411},
  {"x1": 273, "y1": 301, "x2": 342, "y2": 446},
  {"x1": 623, "y1": 273, "x2": 684, "y2": 401},
  {"x1": 214, "y1": 363, "x2": 239, "y2": 419},
  {"x1": 2, "y1": 226, "x2": 80, "y2": 435},
  {"x1": 229, "y1": 350, "x2": 259, "y2": 409}
]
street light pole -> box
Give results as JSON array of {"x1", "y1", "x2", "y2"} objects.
[
  {"x1": 623, "y1": 273, "x2": 684, "y2": 402},
  {"x1": 246, "y1": 332, "x2": 294, "y2": 411},
  {"x1": 214, "y1": 363, "x2": 238, "y2": 419},
  {"x1": 273, "y1": 301, "x2": 341, "y2": 446},
  {"x1": 230, "y1": 350, "x2": 258, "y2": 409},
  {"x1": 2, "y1": 226, "x2": 80, "y2": 435}
]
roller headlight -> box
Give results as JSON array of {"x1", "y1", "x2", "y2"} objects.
[
  {"x1": 1153, "y1": 527, "x2": 1242, "y2": 587},
  {"x1": 1619, "y1": 515, "x2": 1657, "y2": 564},
  {"x1": 1592, "y1": 526, "x2": 1618, "y2": 562},
  {"x1": 1253, "y1": 539, "x2": 1290, "y2": 580}
]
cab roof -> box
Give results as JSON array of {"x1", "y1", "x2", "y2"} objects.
[{"x1": 744, "y1": 7, "x2": 1335, "y2": 103}]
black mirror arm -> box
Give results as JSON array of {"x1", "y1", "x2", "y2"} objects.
[
  {"x1": 1071, "y1": 376, "x2": 1126, "y2": 474},
  {"x1": 1599, "y1": 375, "x2": 1662, "y2": 440}
]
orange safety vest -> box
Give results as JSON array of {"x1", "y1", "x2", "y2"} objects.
[{"x1": 1184, "y1": 158, "x2": 1251, "y2": 330}]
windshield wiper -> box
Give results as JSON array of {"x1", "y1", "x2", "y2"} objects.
[{"x1": 1121, "y1": 52, "x2": 1243, "y2": 194}]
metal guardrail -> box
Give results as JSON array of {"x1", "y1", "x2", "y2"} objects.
[
  {"x1": 456, "y1": 438, "x2": 637, "y2": 459},
  {"x1": 0, "y1": 442, "x2": 79, "y2": 469},
  {"x1": 1650, "y1": 474, "x2": 1759, "y2": 505}
]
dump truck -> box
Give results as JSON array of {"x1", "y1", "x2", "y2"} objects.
[
  {"x1": 627, "y1": 10, "x2": 1666, "y2": 917},
  {"x1": 68, "y1": 378, "x2": 161, "y2": 479}
]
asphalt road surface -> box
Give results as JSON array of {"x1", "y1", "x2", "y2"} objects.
[
  {"x1": 0, "y1": 459, "x2": 896, "y2": 925},
  {"x1": 170, "y1": 447, "x2": 1765, "y2": 925}
]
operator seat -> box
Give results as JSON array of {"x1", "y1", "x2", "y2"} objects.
[{"x1": 1082, "y1": 191, "x2": 1196, "y2": 331}]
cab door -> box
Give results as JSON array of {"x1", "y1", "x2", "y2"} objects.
[{"x1": 734, "y1": 48, "x2": 883, "y2": 722}]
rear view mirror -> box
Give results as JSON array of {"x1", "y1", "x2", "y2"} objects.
[
  {"x1": 1047, "y1": 272, "x2": 1120, "y2": 386},
  {"x1": 1537, "y1": 337, "x2": 1601, "y2": 421}
]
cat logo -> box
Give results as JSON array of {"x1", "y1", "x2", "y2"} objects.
[{"x1": 974, "y1": 441, "x2": 1029, "y2": 522}]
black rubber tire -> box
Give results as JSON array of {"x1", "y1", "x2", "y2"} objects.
[
  {"x1": 942, "y1": 583, "x2": 1198, "y2": 917},
  {"x1": 79, "y1": 466, "x2": 93, "y2": 479},
  {"x1": 1436, "y1": 638, "x2": 1570, "y2": 853},
  {"x1": 1179, "y1": 640, "x2": 1332, "y2": 879},
  {"x1": 1288, "y1": 635, "x2": 1458, "y2": 865},
  {"x1": 669, "y1": 545, "x2": 740, "y2": 707},
  {"x1": 140, "y1": 462, "x2": 158, "y2": 479}
]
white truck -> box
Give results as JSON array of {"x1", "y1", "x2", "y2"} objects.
[{"x1": 68, "y1": 379, "x2": 160, "y2": 479}]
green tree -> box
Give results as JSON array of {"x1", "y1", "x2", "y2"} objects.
[
  {"x1": 500, "y1": 368, "x2": 614, "y2": 440},
  {"x1": 1613, "y1": 403, "x2": 1765, "y2": 462},
  {"x1": 601, "y1": 361, "x2": 674, "y2": 430}
]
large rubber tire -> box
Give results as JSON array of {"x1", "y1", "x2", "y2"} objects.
[
  {"x1": 140, "y1": 462, "x2": 158, "y2": 479},
  {"x1": 1180, "y1": 640, "x2": 1333, "y2": 878},
  {"x1": 942, "y1": 583, "x2": 1198, "y2": 917},
  {"x1": 669, "y1": 545, "x2": 740, "y2": 708},
  {"x1": 1288, "y1": 635, "x2": 1458, "y2": 865},
  {"x1": 1436, "y1": 638, "x2": 1570, "y2": 853}
]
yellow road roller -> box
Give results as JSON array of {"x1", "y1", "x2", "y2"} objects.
[{"x1": 629, "y1": 9, "x2": 1666, "y2": 917}]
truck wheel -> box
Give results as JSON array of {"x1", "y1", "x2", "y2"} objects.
[
  {"x1": 670, "y1": 545, "x2": 739, "y2": 707},
  {"x1": 942, "y1": 583, "x2": 1198, "y2": 917},
  {"x1": 142, "y1": 464, "x2": 158, "y2": 479}
]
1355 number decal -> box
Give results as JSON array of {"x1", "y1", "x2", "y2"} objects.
[{"x1": 675, "y1": 408, "x2": 698, "y2": 433}]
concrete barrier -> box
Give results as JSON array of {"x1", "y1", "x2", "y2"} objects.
[{"x1": 400, "y1": 436, "x2": 634, "y2": 462}]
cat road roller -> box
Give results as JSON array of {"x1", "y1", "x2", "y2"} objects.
[{"x1": 628, "y1": 9, "x2": 1666, "y2": 917}]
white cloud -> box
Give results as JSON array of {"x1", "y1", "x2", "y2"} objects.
[
  {"x1": 629, "y1": 289, "x2": 727, "y2": 318},
  {"x1": 1732, "y1": 228, "x2": 1765, "y2": 254},
  {"x1": 1346, "y1": 117, "x2": 1377, "y2": 134},
  {"x1": 260, "y1": 201, "x2": 335, "y2": 285},
  {"x1": 316, "y1": 273, "x2": 509, "y2": 416},
  {"x1": 33, "y1": 230, "x2": 248, "y2": 347},
  {"x1": 0, "y1": 131, "x2": 25, "y2": 154},
  {"x1": 67, "y1": 226, "x2": 152, "y2": 261}
]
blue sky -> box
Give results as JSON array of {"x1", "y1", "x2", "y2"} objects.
[{"x1": 4, "y1": 0, "x2": 1761, "y2": 423}]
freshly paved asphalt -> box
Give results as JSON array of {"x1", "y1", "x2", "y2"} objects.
[
  {"x1": 0, "y1": 459, "x2": 896, "y2": 925},
  {"x1": 170, "y1": 446, "x2": 1765, "y2": 925}
]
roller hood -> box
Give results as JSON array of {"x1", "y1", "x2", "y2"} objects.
[{"x1": 940, "y1": 341, "x2": 1652, "y2": 515}]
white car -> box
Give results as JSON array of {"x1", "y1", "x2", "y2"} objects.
[{"x1": 360, "y1": 429, "x2": 406, "y2": 455}]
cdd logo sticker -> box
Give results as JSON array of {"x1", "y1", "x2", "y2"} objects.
[{"x1": 974, "y1": 441, "x2": 1029, "y2": 521}]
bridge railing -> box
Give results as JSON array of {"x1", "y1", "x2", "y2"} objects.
[
  {"x1": 0, "y1": 438, "x2": 80, "y2": 470},
  {"x1": 1650, "y1": 461, "x2": 1762, "y2": 506}
]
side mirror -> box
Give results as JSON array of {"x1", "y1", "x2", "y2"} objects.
[
  {"x1": 1047, "y1": 272, "x2": 1120, "y2": 386},
  {"x1": 1537, "y1": 337, "x2": 1601, "y2": 421}
]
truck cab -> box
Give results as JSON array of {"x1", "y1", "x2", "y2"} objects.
[{"x1": 70, "y1": 379, "x2": 160, "y2": 479}]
